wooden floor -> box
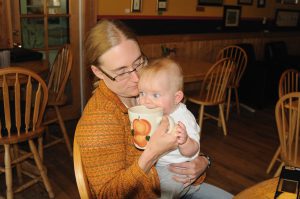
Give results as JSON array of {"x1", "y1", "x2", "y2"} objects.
[
  {"x1": 0, "y1": 102, "x2": 280, "y2": 198},
  {"x1": 197, "y1": 103, "x2": 279, "y2": 195}
]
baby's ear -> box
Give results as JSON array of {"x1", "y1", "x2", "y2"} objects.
[{"x1": 175, "y1": 90, "x2": 184, "y2": 104}]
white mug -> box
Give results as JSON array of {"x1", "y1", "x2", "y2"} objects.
[{"x1": 128, "y1": 105, "x2": 175, "y2": 150}]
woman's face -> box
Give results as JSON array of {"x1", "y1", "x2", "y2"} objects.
[{"x1": 92, "y1": 39, "x2": 142, "y2": 98}]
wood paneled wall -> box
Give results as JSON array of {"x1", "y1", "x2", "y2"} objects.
[
  {"x1": 0, "y1": 0, "x2": 12, "y2": 49},
  {"x1": 138, "y1": 32, "x2": 300, "y2": 62}
]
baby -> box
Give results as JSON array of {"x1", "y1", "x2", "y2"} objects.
[{"x1": 138, "y1": 57, "x2": 200, "y2": 198}]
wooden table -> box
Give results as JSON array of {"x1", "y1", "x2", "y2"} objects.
[
  {"x1": 234, "y1": 178, "x2": 279, "y2": 199},
  {"x1": 0, "y1": 60, "x2": 49, "y2": 85},
  {"x1": 173, "y1": 57, "x2": 213, "y2": 83},
  {"x1": 11, "y1": 59, "x2": 49, "y2": 74}
]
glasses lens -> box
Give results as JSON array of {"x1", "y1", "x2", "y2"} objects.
[
  {"x1": 114, "y1": 55, "x2": 148, "y2": 82},
  {"x1": 115, "y1": 73, "x2": 130, "y2": 81}
]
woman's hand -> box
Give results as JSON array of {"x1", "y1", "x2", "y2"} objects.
[
  {"x1": 146, "y1": 116, "x2": 178, "y2": 155},
  {"x1": 168, "y1": 155, "x2": 209, "y2": 186},
  {"x1": 138, "y1": 116, "x2": 178, "y2": 173}
]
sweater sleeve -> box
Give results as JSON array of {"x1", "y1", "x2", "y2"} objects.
[
  {"x1": 75, "y1": 97, "x2": 160, "y2": 199},
  {"x1": 96, "y1": 160, "x2": 160, "y2": 198}
]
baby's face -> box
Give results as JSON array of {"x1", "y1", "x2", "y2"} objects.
[{"x1": 138, "y1": 74, "x2": 177, "y2": 115}]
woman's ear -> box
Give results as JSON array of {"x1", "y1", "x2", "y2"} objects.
[
  {"x1": 91, "y1": 65, "x2": 104, "y2": 79},
  {"x1": 175, "y1": 90, "x2": 184, "y2": 104}
]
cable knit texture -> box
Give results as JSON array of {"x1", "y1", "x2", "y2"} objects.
[{"x1": 75, "y1": 81, "x2": 160, "y2": 199}]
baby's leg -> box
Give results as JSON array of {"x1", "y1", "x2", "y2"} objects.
[{"x1": 156, "y1": 165, "x2": 185, "y2": 199}]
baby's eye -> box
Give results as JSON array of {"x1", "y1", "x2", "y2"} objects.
[
  {"x1": 153, "y1": 93, "x2": 160, "y2": 98},
  {"x1": 139, "y1": 92, "x2": 145, "y2": 97}
]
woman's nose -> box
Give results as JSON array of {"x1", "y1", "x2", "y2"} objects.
[{"x1": 130, "y1": 70, "x2": 139, "y2": 81}]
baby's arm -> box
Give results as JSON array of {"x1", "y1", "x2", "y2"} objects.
[{"x1": 176, "y1": 121, "x2": 199, "y2": 157}]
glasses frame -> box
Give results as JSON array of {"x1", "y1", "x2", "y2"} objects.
[{"x1": 98, "y1": 53, "x2": 148, "y2": 82}]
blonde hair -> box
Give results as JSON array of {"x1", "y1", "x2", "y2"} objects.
[
  {"x1": 85, "y1": 19, "x2": 138, "y2": 89},
  {"x1": 140, "y1": 58, "x2": 183, "y2": 92}
]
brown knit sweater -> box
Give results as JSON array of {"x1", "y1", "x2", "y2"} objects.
[{"x1": 75, "y1": 81, "x2": 160, "y2": 199}]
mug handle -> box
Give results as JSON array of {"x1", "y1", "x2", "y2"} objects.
[{"x1": 166, "y1": 116, "x2": 175, "y2": 134}]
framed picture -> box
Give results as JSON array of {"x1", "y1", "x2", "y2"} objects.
[
  {"x1": 131, "y1": 0, "x2": 142, "y2": 12},
  {"x1": 197, "y1": 0, "x2": 223, "y2": 6},
  {"x1": 275, "y1": 9, "x2": 300, "y2": 27},
  {"x1": 223, "y1": 6, "x2": 241, "y2": 27},
  {"x1": 257, "y1": 0, "x2": 266, "y2": 7},
  {"x1": 157, "y1": 0, "x2": 167, "y2": 12},
  {"x1": 276, "y1": 0, "x2": 298, "y2": 4},
  {"x1": 238, "y1": 0, "x2": 253, "y2": 5}
]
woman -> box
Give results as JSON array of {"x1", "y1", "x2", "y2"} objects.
[{"x1": 75, "y1": 19, "x2": 233, "y2": 199}]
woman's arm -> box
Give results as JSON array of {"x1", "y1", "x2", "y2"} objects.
[{"x1": 77, "y1": 108, "x2": 178, "y2": 198}]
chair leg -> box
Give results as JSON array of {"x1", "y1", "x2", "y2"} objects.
[
  {"x1": 12, "y1": 144, "x2": 23, "y2": 184},
  {"x1": 54, "y1": 106, "x2": 73, "y2": 156},
  {"x1": 274, "y1": 162, "x2": 284, "y2": 177},
  {"x1": 198, "y1": 105, "x2": 205, "y2": 138},
  {"x1": 219, "y1": 104, "x2": 227, "y2": 136},
  {"x1": 28, "y1": 140, "x2": 55, "y2": 198},
  {"x1": 266, "y1": 146, "x2": 281, "y2": 174},
  {"x1": 38, "y1": 137, "x2": 44, "y2": 162},
  {"x1": 4, "y1": 144, "x2": 13, "y2": 199},
  {"x1": 226, "y1": 88, "x2": 232, "y2": 121},
  {"x1": 234, "y1": 87, "x2": 240, "y2": 116}
]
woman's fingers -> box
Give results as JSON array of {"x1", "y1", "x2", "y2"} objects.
[
  {"x1": 168, "y1": 157, "x2": 205, "y2": 178},
  {"x1": 172, "y1": 174, "x2": 195, "y2": 186}
]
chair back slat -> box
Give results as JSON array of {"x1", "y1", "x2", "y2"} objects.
[
  {"x1": 217, "y1": 45, "x2": 247, "y2": 87},
  {"x1": 25, "y1": 76, "x2": 32, "y2": 133},
  {"x1": 47, "y1": 44, "x2": 73, "y2": 102},
  {"x1": 276, "y1": 92, "x2": 300, "y2": 166},
  {"x1": 279, "y1": 69, "x2": 300, "y2": 98},
  {"x1": 15, "y1": 74, "x2": 21, "y2": 135},
  {"x1": 2, "y1": 75, "x2": 11, "y2": 136},
  {"x1": 0, "y1": 67, "x2": 48, "y2": 142},
  {"x1": 200, "y1": 58, "x2": 235, "y2": 104},
  {"x1": 32, "y1": 84, "x2": 42, "y2": 131}
]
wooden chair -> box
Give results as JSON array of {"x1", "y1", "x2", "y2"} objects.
[
  {"x1": 73, "y1": 137, "x2": 92, "y2": 199},
  {"x1": 186, "y1": 58, "x2": 236, "y2": 136},
  {"x1": 278, "y1": 69, "x2": 300, "y2": 98},
  {"x1": 0, "y1": 67, "x2": 54, "y2": 199},
  {"x1": 273, "y1": 92, "x2": 300, "y2": 177},
  {"x1": 266, "y1": 69, "x2": 300, "y2": 174},
  {"x1": 43, "y1": 44, "x2": 73, "y2": 157},
  {"x1": 216, "y1": 45, "x2": 248, "y2": 121}
]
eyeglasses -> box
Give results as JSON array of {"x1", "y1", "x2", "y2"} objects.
[{"x1": 98, "y1": 54, "x2": 148, "y2": 82}]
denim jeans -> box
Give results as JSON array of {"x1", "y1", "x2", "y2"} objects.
[{"x1": 157, "y1": 165, "x2": 233, "y2": 199}]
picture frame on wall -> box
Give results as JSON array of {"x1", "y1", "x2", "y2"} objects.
[
  {"x1": 157, "y1": 0, "x2": 167, "y2": 12},
  {"x1": 275, "y1": 9, "x2": 300, "y2": 27},
  {"x1": 197, "y1": 0, "x2": 223, "y2": 6},
  {"x1": 131, "y1": 0, "x2": 142, "y2": 12},
  {"x1": 223, "y1": 6, "x2": 241, "y2": 27},
  {"x1": 238, "y1": 0, "x2": 253, "y2": 5},
  {"x1": 276, "y1": 0, "x2": 298, "y2": 4},
  {"x1": 257, "y1": 0, "x2": 266, "y2": 7}
]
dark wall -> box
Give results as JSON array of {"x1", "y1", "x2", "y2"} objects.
[{"x1": 97, "y1": 17, "x2": 300, "y2": 35}]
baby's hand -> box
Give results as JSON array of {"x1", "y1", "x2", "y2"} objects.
[{"x1": 176, "y1": 121, "x2": 188, "y2": 145}]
